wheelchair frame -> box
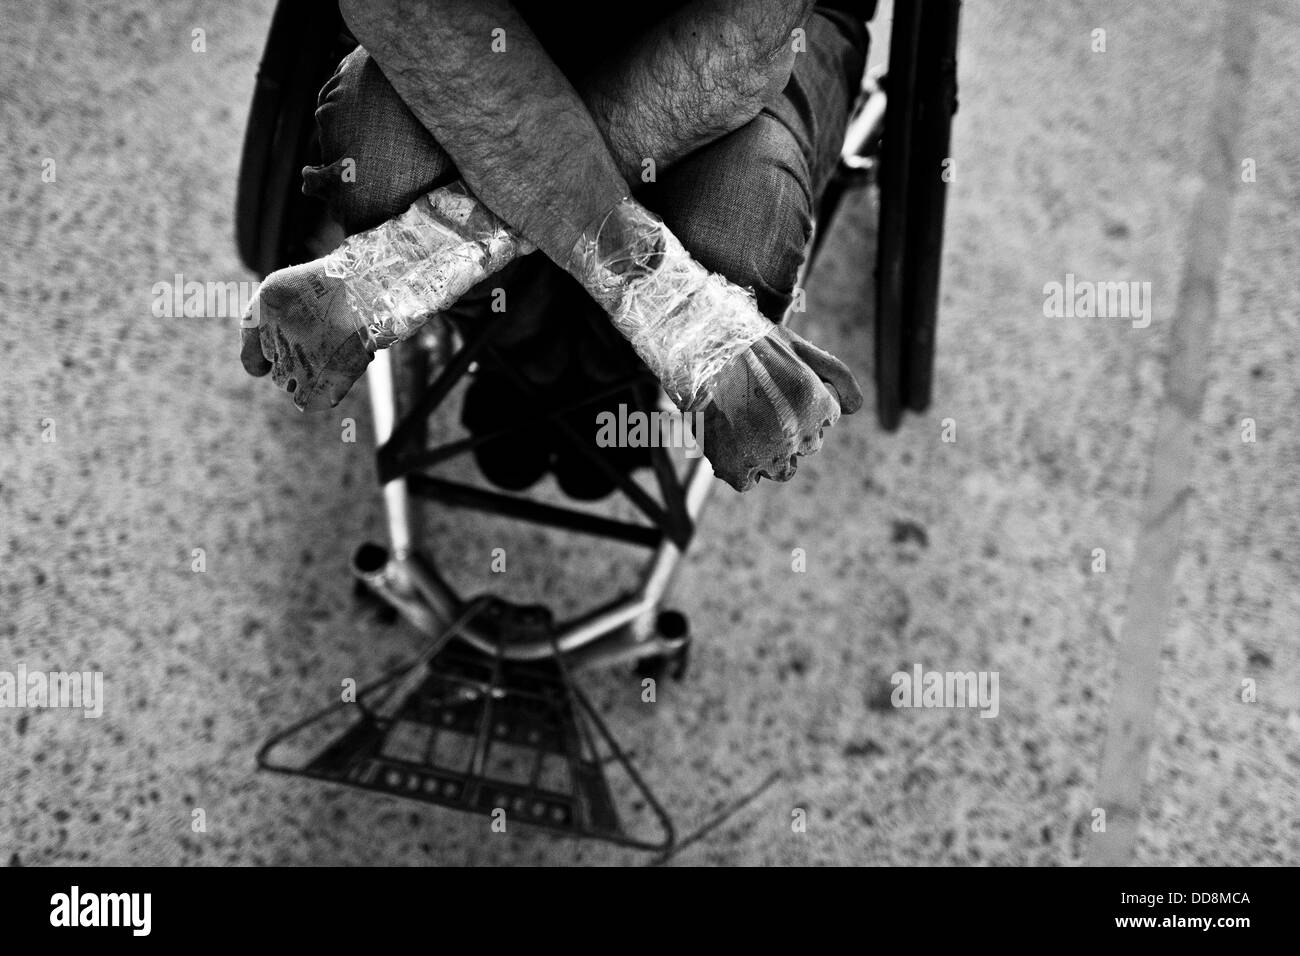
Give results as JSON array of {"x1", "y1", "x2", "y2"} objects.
[{"x1": 238, "y1": 0, "x2": 960, "y2": 852}]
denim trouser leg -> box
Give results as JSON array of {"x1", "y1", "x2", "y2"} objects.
[
  {"x1": 642, "y1": 10, "x2": 868, "y2": 319},
  {"x1": 304, "y1": 46, "x2": 456, "y2": 234},
  {"x1": 304, "y1": 9, "x2": 869, "y2": 321}
]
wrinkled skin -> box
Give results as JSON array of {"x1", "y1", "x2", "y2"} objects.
[{"x1": 239, "y1": 256, "x2": 863, "y2": 489}]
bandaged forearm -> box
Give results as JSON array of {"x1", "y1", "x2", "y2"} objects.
[
  {"x1": 322, "y1": 181, "x2": 533, "y2": 348},
  {"x1": 321, "y1": 182, "x2": 771, "y2": 417},
  {"x1": 568, "y1": 198, "x2": 773, "y2": 412}
]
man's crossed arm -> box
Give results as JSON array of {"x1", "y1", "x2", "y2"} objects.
[{"x1": 339, "y1": 0, "x2": 814, "y2": 262}]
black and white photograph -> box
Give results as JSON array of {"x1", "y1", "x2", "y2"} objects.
[{"x1": 0, "y1": 0, "x2": 1293, "y2": 904}]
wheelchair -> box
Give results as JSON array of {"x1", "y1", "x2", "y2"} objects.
[{"x1": 237, "y1": 0, "x2": 960, "y2": 853}]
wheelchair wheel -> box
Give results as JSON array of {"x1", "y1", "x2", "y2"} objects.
[
  {"x1": 874, "y1": 0, "x2": 961, "y2": 430},
  {"x1": 235, "y1": 0, "x2": 355, "y2": 277}
]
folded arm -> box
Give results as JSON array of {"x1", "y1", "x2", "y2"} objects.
[
  {"x1": 339, "y1": 0, "x2": 627, "y2": 269},
  {"x1": 339, "y1": 0, "x2": 813, "y2": 261}
]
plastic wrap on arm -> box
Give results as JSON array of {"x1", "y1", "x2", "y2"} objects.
[
  {"x1": 569, "y1": 197, "x2": 774, "y2": 412},
  {"x1": 322, "y1": 181, "x2": 533, "y2": 348}
]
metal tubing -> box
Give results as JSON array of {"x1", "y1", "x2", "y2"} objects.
[
  {"x1": 367, "y1": 348, "x2": 414, "y2": 559},
  {"x1": 350, "y1": 456, "x2": 715, "y2": 661}
]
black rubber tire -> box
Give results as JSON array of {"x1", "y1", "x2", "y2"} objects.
[
  {"x1": 235, "y1": 0, "x2": 355, "y2": 277},
  {"x1": 874, "y1": 0, "x2": 960, "y2": 430}
]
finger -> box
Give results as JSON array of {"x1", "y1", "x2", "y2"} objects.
[
  {"x1": 302, "y1": 360, "x2": 365, "y2": 410},
  {"x1": 292, "y1": 333, "x2": 374, "y2": 410},
  {"x1": 796, "y1": 424, "x2": 826, "y2": 458},
  {"x1": 290, "y1": 376, "x2": 315, "y2": 411},
  {"x1": 816, "y1": 383, "x2": 842, "y2": 429},
  {"x1": 786, "y1": 333, "x2": 865, "y2": 415},
  {"x1": 714, "y1": 466, "x2": 755, "y2": 492},
  {"x1": 240, "y1": 326, "x2": 272, "y2": 377},
  {"x1": 728, "y1": 462, "x2": 762, "y2": 491},
  {"x1": 265, "y1": 328, "x2": 298, "y2": 392},
  {"x1": 702, "y1": 443, "x2": 753, "y2": 490},
  {"x1": 759, "y1": 453, "x2": 798, "y2": 482},
  {"x1": 701, "y1": 404, "x2": 758, "y2": 492}
]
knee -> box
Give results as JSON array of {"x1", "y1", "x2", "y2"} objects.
[
  {"x1": 306, "y1": 47, "x2": 453, "y2": 232},
  {"x1": 680, "y1": 164, "x2": 811, "y2": 321},
  {"x1": 650, "y1": 115, "x2": 813, "y2": 320}
]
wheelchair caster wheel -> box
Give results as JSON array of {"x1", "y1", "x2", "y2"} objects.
[
  {"x1": 635, "y1": 611, "x2": 692, "y2": 682},
  {"x1": 667, "y1": 640, "x2": 691, "y2": 681},
  {"x1": 352, "y1": 578, "x2": 399, "y2": 626}
]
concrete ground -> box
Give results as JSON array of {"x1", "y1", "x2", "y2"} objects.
[{"x1": 1, "y1": 0, "x2": 1296, "y2": 865}]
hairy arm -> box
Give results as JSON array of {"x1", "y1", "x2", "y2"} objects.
[
  {"x1": 583, "y1": 0, "x2": 817, "y2": 183},
  {"x1": 339, "y1": 0, "x2": 629, "y2": 269},
  {"x1": 339, "y1": 0, "x2": 814, "y2": 261}
]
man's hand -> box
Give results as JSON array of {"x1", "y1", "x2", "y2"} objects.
[
  {"x1": 240, "y1": 262, "x2": 373, "y2": 411},
  {"x1": 240, "y1": 182, "x2": 530, "y2": 410},
  {"x1": 702, "y1": 324, "x2": 863, "y2": 491}
]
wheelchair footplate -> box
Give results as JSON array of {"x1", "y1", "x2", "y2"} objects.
[{"x1": 257, "y1": 596, "x2": 676, "y2": 853}]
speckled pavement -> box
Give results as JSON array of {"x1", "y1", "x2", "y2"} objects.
[{"x1": 1, "y1": 0, "x2": 1296, "y2": 865}]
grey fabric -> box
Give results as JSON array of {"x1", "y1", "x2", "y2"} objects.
[
  {"x1": 639, "y1": 8, "x2": 869, "y2": 319},
  {"x1": 304, "y1": 46, "x2": 456, "y2": 233}
]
